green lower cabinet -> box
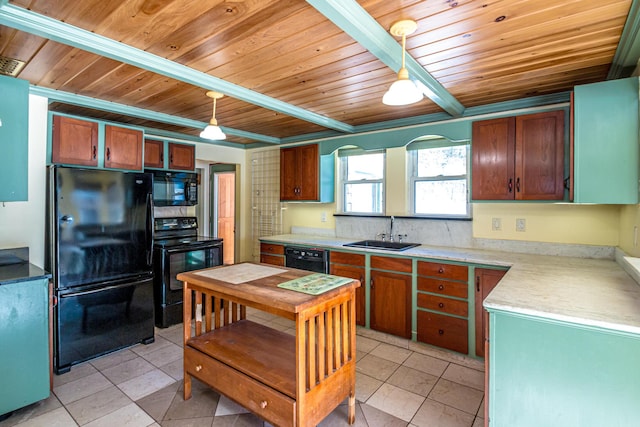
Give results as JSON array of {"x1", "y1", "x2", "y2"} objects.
[
  {"x1": 488, "y1": 310, "x2": 640, "y2": 426},
  {"x1": 0, "y1": 278, "x2": 50, "y2": 416}
]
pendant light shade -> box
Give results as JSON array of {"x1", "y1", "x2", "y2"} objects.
[
  {"x1": 382, "y1": 20, "x2": 423, "y2": 106},
  {"x1": 200, "y1": 91, "x2": 226, "y2": 140}
]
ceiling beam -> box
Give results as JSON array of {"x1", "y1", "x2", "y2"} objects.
[
  {"x1": 30, "y1": 86, "x2": 281, "y2": 144},
  {"x1": 0, "y1": 3, "x2": 355, "y2": 134},
  {"x1": 608, "y1": 0, "x2": 640, "y2": 78},
  {"x1": 306, "y1": 0, "x2": 465, "y2": 117}
]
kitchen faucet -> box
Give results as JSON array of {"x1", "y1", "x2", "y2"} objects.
[{"x1": 389, "y1": 216, "x2": 395, "y2": 242}]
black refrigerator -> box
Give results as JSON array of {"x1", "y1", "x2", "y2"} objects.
[{"x1": 47, "y1": 166, "x2": 155, "y2": 374}]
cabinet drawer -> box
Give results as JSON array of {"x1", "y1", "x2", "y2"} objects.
[
  {"x1": 260, "y1": 243, "x2": 285, "y2": 255},
  {"x1": 185, "y1": 346, "x2": 295, "y2": 427},
  {"x1": 417, "y1": 261, "x2": 468, "y2": 281},
  {"x1": 417, "y1": 293, "x2": 468, "y2": 317},
  {"x1": 260, "y1": 254, "x2": 285, "y2": 266},
  {"x1": 330, "y1": 251, "x2": 365, "y2": 266},
  {"x1": 417, "y1": 311, "x2": 468, "y2": 354},
  {"x1": 418, "y1": 277, "x2": 468, "y2": 299},
  {"x1": 371, "y1": 255, "x2": 412, "y2": 273}
]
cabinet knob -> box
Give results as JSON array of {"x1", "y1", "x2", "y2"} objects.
[
  {"x1": 260, "y1": 400, "x2": 268, "y2": 409},
  {"x1": 106, "y1": 147, "x2": 111, "y2": 161},
  {"x1": 438, "y1": 284, "x2": 444, "y2": 291},
  {"x1": 438, "y1": 302, "x2": 444, "y2": 308},
  {"x1": 508, "y1": 178, "x2": 513, "y2": 193},
  {"x1": 195, "y1": 365, "x2": 202, "y2": 372},
  {"x1": 438, "y1": 329, "x2": 444, "y2": 335},
  {"x1": 438, "y1": 267, "x2": 444, "y2": 274},
  {"x1": 516, "y1": 177, "x2": 521, "y2": 192},
  {"x1": 92, "y1": 145, "x2": 97, "y2": 159}
]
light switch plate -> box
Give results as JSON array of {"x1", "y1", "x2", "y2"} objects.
[{"x1": 516, "y1": 218, "x2": 526, "y2": 232}]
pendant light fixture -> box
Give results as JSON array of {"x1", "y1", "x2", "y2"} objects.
[
  {"x1": 382, "y1": 20, "x2": 423, "y2": 106},
  {"x1": 200, "y1": 91, "x2": 226, "y2": 140}
]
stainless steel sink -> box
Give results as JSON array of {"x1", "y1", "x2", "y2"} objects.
[{"x1": 343, "y1": 240, "x2": 420, "y2": 251}]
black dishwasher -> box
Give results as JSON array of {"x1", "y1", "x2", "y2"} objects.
[{"x1": 285, "y1": 246, "x2": 329, "y2": 273}]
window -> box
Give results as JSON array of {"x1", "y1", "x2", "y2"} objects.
[
  {"x1": 409, "y1": 138, "x2": 470, "y2": 218},
  {"x1": 338, "y1": 149, "x2": 385, "y2": 214}
]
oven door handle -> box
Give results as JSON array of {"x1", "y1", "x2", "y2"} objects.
[
  {"x1": 163, "y1": 242, "x2": 221, "y2": 254},
  {"x1": 146, "y1": 192, "x2": 154, "y2": 267}
]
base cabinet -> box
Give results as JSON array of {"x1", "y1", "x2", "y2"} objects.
[
  {"x1": 260, "y1": 243, "x2": 285, "y2": 266},
  {"x1": 370, "y1": 256, "x2": 412, "y2": 338},
  {"x1": 474, "y1": 268, "x2": 506, "y2": 358},
  {"x1": 488, "y1": 311, "x2": 640, "y2": 426},
  {"x1": 330, "y1": 251, "x2": 366, "y2": 326},
  {"x1": 0, "y1": 278, "x2": 50, "y2": 416}
]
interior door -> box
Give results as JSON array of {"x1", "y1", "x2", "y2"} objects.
[{"x1": 210, "y1": 164, "x2": 236, "y2": 265}]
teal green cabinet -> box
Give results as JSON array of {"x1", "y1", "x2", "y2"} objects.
[
  {"x1": 0, "y1": 76, "x2": 29, "y2": 202},
  {"x1": 488, "y1": 310, "x2": 640, "y2": 426},
  {"x1": 573, "y1": 77, "x2": 639, "y2": 203},
  {"x1": 0, "y1": 277, "x2": 50, "y2": 416}
]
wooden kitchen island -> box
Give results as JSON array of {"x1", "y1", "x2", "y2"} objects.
[{"x1": 177, "y1": 263, "x2": 359, "y2": 427}]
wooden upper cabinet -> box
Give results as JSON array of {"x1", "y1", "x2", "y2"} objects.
[
  {"x1": 52, "y1": 115, "x2": 99, "y2": 167},
  {"x1": 280, "y1": 144, "x2": 319, "y2": 201},
  {"x1": 144, "y1": 139, "x2": 164, "y2": 169},
  {"x1": 168, "y1": 142, "x2": 195, "y2": 171},
  {"x1": 104, "y1": 125, "x2": 143, "y2": 170},
  {"x1": 472, "y1": 110, "x2": 565, "y2": 201}
]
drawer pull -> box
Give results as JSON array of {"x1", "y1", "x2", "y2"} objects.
[
  {"x1": 438, "y1": 302, "x2": 444, "y2": 308},
  {"x1": 438, "y1": 267, "x2": 444, "y2": 273},
  {"x1": 260, "y1": 400, "x2": 268, "y2": 409},
  {"x1": 195, "y1": 364, "x2": 202, "y2": 372},
  {"x1": 438, "y1": 329, "x2": 444, "y2": 335},
  {"x1": 438, "y1": 284, "x2": 444, "y2": 291}
]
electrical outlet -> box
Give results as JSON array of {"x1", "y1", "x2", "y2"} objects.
[
  {"x1": 516, "y1": 218, "x2": 526, "y2": 232},
  {"x1": 492, "y1": 217, "x2": 502, "y2": 231},
  {"x1": 321, "y1": 211, "x2": 327, "y2": 222}
]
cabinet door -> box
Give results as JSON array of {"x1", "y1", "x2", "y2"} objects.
[
  {"x1": 280, "y1": 147, "x2": 299, "y2": 200},
  {"x1": 52, "y1": 115, "x2": 99, "y2": 167},
  {"x1": 474, "y1": 268, "x2": 506, "y2": 358},
  {"x1": 472, "y1": 117, "x2": 516, "y2": 200},
  {"x1": 280, "y1": 144, "x2": 320, "y2": 201},
  {"x1": 104, "y1": 125, "x2": 143, "y2": 170},
  {"x1": 169, "y1": 143, "x2": 195, "y2": 170},
  {"x1": 144, "y1": 139, "x2": 164, "y2": 168},
  {"x1": 515, "y1": 111, "x2": 564, "y2": 200},
  {"x1": 573, "y1": 77, "x2": 639, "y2": 203},
  {"x1": 296, "y1": 144, "x2": 319, "y2": 200},
  {"x1": 331, "y1": 263, "x2": 366, "y2": 326},
  {"x1": 0, "y1": 76, "x2": 28, "y2": 201},
  {"x1": 370, "y1": 269, "x2": 411, "y2": 338}
]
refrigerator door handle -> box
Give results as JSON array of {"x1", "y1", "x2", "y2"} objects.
[{"x1": 146, "y1": 192, "x2": 154, "y2": 267}]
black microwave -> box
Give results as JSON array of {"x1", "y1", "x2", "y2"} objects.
[{"x1": 149, "y1": 170, "x2": 198, "y2": 206}]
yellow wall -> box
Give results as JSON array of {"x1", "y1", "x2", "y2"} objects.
[
  {"x1": 473, "y1": 203, "x2": 620, "y2": 245},
  {"x1": 283, "y1": 146, "x2": 624, "y2": 247},
  {"x1": 619, "y1": 204, "x2": 640, "y2": 256}
]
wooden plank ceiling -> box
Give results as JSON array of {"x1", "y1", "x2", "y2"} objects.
[{"x1": 0, "y1": 0, "x2": 634, "y2": 146}]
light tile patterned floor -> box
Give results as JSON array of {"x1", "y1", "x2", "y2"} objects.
[{"x1": 0, "y1": 308, "x2": 485, "y2": 427}]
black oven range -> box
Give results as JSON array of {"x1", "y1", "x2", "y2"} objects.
[{"x1": 153, "y1": 217, "x2": 223, "y2": 328}]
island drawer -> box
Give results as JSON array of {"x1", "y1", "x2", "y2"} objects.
[
  {"x1": 418, "y1": 277, "x2": 468, "y2": 299},
  {"x1": 417, "y1": 311, "x2": 468, "y2": 354},
  {"x1": 418, "y1": 261, "x2": 468, "y2": 281},
  {"x1": 185, "y1": 346, "x2": 295, "y2": 427},
  {"x1": 417, "y1": 293, "x2": 468, "y2": 317}
]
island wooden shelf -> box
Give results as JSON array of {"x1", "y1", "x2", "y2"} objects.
[{"x1": 177, "y1": 263, "x2": 359, "y2": 427}]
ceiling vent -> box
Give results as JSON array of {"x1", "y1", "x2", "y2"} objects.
[{"x1": 0, "y1": 56, "x2": 26, "y2": 77}]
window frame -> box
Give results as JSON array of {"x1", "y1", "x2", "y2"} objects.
[
  {"x1": 408, "y1": 139, "x2": 471, "y2": 219},
  {"x1": 337, "y1": 148, "x2": 386, "y2": 215}
]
